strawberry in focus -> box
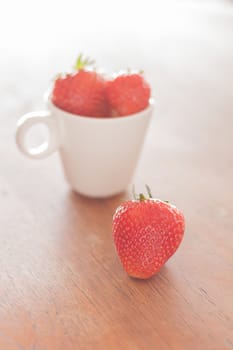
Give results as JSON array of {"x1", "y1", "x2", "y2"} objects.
[
  {"x1": 106, "y1": 73, "x2": 151, "y2": 116},
  {"x1": 112, "y1": 186, "x2": 185, "y2": 279},
  {"x1": 52, "y1": 55, "x2": 109, "y2": 117}
]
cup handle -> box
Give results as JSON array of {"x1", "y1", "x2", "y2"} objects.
[{"x1": 15, "y1": 111, "x2": 58, "y2": 159}]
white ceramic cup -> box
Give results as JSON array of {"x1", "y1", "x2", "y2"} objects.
[{"x1": 16, "y1": 97, "x2": 154, "y2": 197}]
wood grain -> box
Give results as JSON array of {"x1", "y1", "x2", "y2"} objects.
[{"x1": 1, "y1": 2, "x2": 233, "y2": 349}]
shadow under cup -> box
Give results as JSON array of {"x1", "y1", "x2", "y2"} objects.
[{"x1": 16, "y1": 98, "x2": 154, "y2": 198}]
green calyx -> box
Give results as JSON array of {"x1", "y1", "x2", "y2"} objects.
[
  {"x1": 53, "y1": 54, "x2": 94, "y2": 81},
  {"x1": 73, "y1": 54, "x2": 95, "y2": 71},
  {"x1": 133, "y1": 184, "x2": 153, "y2": 201},
  {"x1": 132, "y1": 185, "x2": 170, "y2": 204}
]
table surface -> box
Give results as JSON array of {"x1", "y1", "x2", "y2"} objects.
[{"x1": 1, "y1": 2, "x2": 233, "y2": 349}]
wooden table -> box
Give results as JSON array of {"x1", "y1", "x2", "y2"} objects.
[{"x1": 1, "y1": 2, "x2": 233, "y2": 349}]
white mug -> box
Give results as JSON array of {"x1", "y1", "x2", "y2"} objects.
[{"x1": 16, "y1": 97, "x2": 154, "y2": 197}]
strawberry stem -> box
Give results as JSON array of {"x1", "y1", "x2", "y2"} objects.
[
  {"x1": 73, "y1": 54, "x2": 95, "y2": 71},
  {"x1": 139, "y1": 193, "x2": 146, "y2": 201}
]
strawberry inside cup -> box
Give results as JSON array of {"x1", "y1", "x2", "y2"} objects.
[
  {"x1": 52, "y1": 55, "x2": 151, "y2": 118},
  {"x1": 106, "y1": 73, "x2": 151, "y2": 117}
]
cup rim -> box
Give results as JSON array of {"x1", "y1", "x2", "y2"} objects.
[{"x1": 45, "y1": 90, "x2": 154, "y2": 122}]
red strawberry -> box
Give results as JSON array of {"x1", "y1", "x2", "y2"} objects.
[
  {"x1": 106, "y1": 73, "x2": 151, "y2": 116},
  {"x1": 112, "y1": 186, "x2": 185, "y2": 279},
  {"x1": 52, "y1": 55, "x2": 109, "y2": 117}
]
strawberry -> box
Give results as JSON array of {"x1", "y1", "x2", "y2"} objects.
[
  {"x1": 112, "y1": 186, "x2": 185, "y2": 279},
  {"x1": 106, "y1": 73, "x2": 151, "y2": 116},
  {"x1": 52, "y1": 55, "x2": 109, "y2": 117}
]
